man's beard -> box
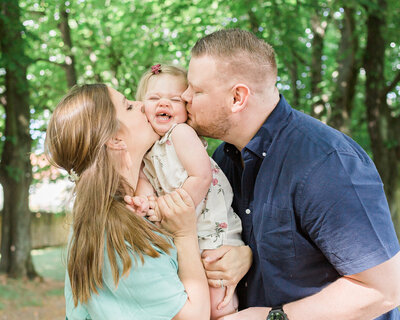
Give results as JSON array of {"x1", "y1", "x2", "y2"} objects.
[{"x1": 187, "y1": 107, "x2": 231, "y2": 140}]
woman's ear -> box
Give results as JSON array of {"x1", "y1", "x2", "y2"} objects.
[
  {"x1": 231, "y1": 84, "x2": 250, "y2": 113},
  {"x1": 106, "y1": 137, "x2": 127, "y2": 150}
]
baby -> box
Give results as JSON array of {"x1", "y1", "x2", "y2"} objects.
[{"x1": 131, "y1": 64, "x2": 244, "y2": 319}]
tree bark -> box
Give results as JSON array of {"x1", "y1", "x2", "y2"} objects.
[
  {"x1": 363, "y1": 0, "x2": 399, "y2": 236},
  {"x1": 58, "y1": 2, "x2": 77, "y2": 87},
  {"x1": 328, "y1": 7, "x2": 359, "y2": 135},
  {"x1": 310, "y1": 10, "x2": 328, "y2": 118},
  {"x1": 246, "y1": 0, "x2": 260, "y2": 34},
  {"x1": 0, "y1": 0, "x2": 37, "y2": 278},
  {"x1": 288, "y1": 51, "x2": 301, "y2": 108}
]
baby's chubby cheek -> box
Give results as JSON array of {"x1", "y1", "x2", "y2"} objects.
[{"x1": 143, "y1": 104, "x2": 154, "y2": 120}]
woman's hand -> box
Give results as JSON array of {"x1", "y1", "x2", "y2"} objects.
[{"x1": 157, "y1": 189, "x2": 197, "y2": 238}]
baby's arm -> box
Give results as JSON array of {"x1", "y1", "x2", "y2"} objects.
[
  {"x1": 171, "y1": 123, "x2": 212, "y2": 206},
  {"x1": 126, "y1": 168, "x2": 158, "y2": 217},
  {"x1": 136, "y1": 169, "x2": 156, "y2": 197}
]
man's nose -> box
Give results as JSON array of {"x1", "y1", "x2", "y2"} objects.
[{"x1": 181, "y1": 88, "x2": 191, "y2": 103}]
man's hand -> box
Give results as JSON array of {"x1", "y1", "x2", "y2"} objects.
[
  {"x1": 217, "y1": 307, "x2": 270, "y2": 320},
  {"x1": 202, "y1": 245, "x2": 252, "y2": 287},
  {"x1": 202, "y1": 245, "x2": 252, "y2": 309}
]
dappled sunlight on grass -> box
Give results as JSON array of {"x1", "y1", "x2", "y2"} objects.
[
  {"x1": 32, "y1": 246, "x2": 67, "y2": 281},
  {"x1": 0, "y1": 246, "x2": 66, "y2": 319}
]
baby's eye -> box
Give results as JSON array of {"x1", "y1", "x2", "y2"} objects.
[
  {"x1": 127, "y1": 104, "x2": 133, "y2": 110},
  {"x1": 171, "y1": 98, "x2": 182, "y2": 102},
  {"x1": 148, "y1": 96, "x2": 159, "y2": 100}
]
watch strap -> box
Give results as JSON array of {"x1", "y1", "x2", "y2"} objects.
[{"x1": 267, "y1": 305, "x2": 288, "y2": 320}]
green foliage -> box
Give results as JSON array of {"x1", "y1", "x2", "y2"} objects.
[
  {"x1": 205, "y1": 137, "x2": 223, "y2": 156},
  {"x1": 0, "y1": 0, "x2": 399, "y2": 164}
]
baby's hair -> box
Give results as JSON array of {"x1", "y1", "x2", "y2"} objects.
[{"x1": 136, "y1": 64, "x2": 187, "y2": 101}]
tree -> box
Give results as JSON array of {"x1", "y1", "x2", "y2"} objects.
[
  {"x1": 363, "y1": 0, "x2": 400, "y2": 235},
  {"x1": 328, "y1": 6, "x2": 359, "y2": 135},
  {"x1": 0, "y1": 0, "x2": 37, "y2": 278},
  {"x1": 0, "y1": 0, "x2": 399, "y2": 279}
]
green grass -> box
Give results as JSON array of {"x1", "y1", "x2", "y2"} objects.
[
  {"x1": 0, "y1": 278, "x2": 46, "y2": 309},
  {"x1": 0, "y1": 283, "x2": 19, "y2": 300},
  {"x1": 32, "y1": 246, "x2": 67, "y2": 281},
  {"x1": 0, "y1": 246, "x2": 66, "y2": 310},
  {"x1": 46, "y1": 287, "x2": 64, "y2": 296}
]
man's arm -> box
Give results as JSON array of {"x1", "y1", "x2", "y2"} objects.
[{"x1": 218, "y1": 251, "x2": 400, "y2": 320}]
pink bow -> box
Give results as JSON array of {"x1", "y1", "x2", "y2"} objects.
[{"x1": 151, "y1": 64, "x2": 162, "y2": 74}]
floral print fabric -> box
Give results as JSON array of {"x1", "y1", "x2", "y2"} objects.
[{"x1": 143, "y1": 124, "x2": 244, "y2": 250}]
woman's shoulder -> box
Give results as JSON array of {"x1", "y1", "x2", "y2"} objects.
[
  {"x1": 65, "y1": 231, "x2": 185, "y2": 319},
  {"x1": 121, "y1": 232, "x2": 178, "y2": 272}
]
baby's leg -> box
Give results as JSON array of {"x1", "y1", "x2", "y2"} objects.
[{"x1": 209, "y1": 285, "x2": 238, "y2": 320}]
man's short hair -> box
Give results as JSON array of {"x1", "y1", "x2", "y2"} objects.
[{"x1": 191, "y1": 28, "x2": 277, "y2": 84}]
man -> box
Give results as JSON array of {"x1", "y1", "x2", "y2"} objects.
[{"x1": 182, "y1": 28, "x2": 400, "y2": 320}]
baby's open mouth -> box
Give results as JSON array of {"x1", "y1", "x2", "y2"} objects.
[{"x1": 156, "y1": 110, "x2": 172, "y2": 121}]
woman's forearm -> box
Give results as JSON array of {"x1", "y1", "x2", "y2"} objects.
[
  {"x1": 157, "y1": 190, "x2": 210, "y2": 320},
  {"x1": 173, "y1": 235, "x2": 210, "y2": 320}
]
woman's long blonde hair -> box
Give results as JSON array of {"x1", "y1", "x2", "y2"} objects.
[{"x1": 45, "y1": 84, "x2": 171, "y2": 306}]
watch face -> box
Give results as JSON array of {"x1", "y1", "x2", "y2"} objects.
[{"x1": 268, "y1": 311, "x2": 286, "y2": 320}]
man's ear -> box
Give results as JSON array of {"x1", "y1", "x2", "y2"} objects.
[
  {"x1": 231, "y1": 84, "x2": 250, "y2": 113},
  {"x1": 106, "y1": 137, "x2": 127, "y2": 150}
]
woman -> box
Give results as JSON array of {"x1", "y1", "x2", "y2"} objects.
[{"x1": 45, "y1": 84, "x2": 210, "y2": 320}]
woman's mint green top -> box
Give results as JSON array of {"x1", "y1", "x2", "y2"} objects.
[{"x1": 65, "y1": 240, "x2": 187, "y2": 320}]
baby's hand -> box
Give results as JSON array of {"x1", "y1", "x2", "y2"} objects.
[
  {"x1": 146, "y1": 195, "x2": 161, "y2": 223},
  {"x1": 124, "y1": 195, "x2": 150, "y2": 216}
]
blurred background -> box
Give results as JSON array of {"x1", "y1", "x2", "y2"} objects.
[{"x1": 0, "y1": 0, "x2": 399, "y2": 318}]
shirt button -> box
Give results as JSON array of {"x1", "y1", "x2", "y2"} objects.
[
  {"x1": 245, "y1": 281, "x2": 248, "y2": 287},
  {"x1": 262, "y1": 152, "x2": 267, "y2": 157},
  {"x1": 245, "y1": 209, "x2": 251, "y2": 214}
]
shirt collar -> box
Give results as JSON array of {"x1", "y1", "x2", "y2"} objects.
[{"x1": 224, "y1": 94, "x2": 292, "y2": 159}]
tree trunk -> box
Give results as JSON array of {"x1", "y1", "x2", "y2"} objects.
[
  {"x1": 288, "y1": 54, "x2": 300, "y2": 108},
  {"x1": 363, "y1": 0, "x2": 399, "y2": 236},
  {"x1": 58, "y1": 2, "x2": 77, "y2": 87},
  {"x1": 0, "y1": 0, "x2": 37, "y2": 278},
  {"x1": 310, "y1": 11, "x2": 328, "y2": 118},
  {"x1": 246, "y1": 0, "x2": 260, "y2": 34},
  {"x1": 328, "y1": 7, "x2": 359, "y2": 135}
]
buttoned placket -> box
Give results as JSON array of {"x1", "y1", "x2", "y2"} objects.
[{"x1": 239, "y1": 149, "x2": 263, "y2": 243}]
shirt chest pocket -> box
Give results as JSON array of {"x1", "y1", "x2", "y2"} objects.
[{"x1": 258, "y1": 203, "x2": 296, "y2": 260}]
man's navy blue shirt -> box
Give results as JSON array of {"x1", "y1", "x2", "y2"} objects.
[{"x1": 213, "y1": 95, "x2": 400, "y2": 319}]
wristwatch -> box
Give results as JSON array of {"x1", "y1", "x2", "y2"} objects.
[{"x1": 267, "y1": 306, "x2": 288, "y2": 320}]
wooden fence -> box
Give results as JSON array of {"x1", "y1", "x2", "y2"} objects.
[{"x1": 0, "y1": 211, "x2": 69, "y2": 249}]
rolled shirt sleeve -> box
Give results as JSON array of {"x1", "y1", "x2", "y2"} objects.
[{"x1": 300, "y1": 150, "x2": 400, "y2": 275}]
